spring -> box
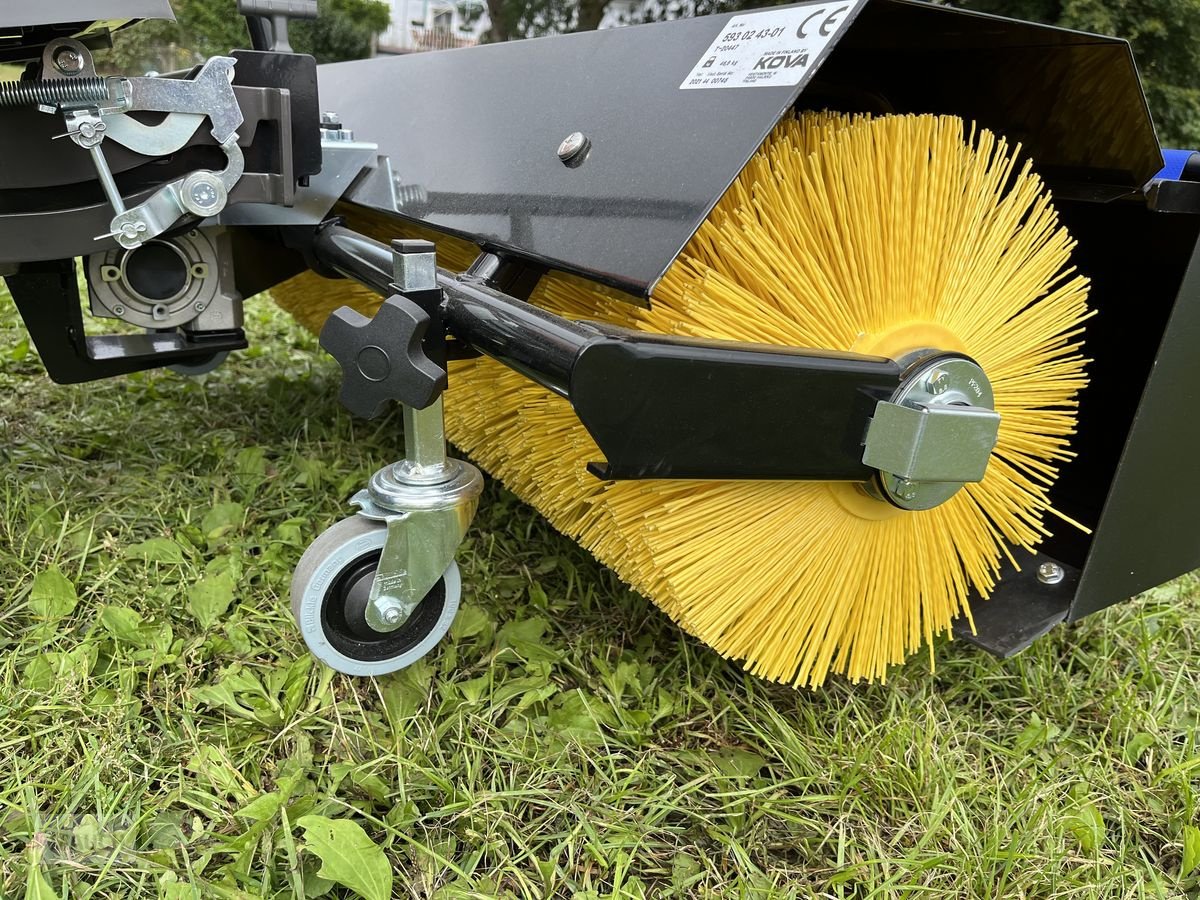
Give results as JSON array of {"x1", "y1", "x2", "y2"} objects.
[{"x1": 0, "y1": 77, "x2": 110, "y2": 109}]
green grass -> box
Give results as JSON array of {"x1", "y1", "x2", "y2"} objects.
[{"x1": 2, "y1": 294, "x2": 1200, "y2": 899}]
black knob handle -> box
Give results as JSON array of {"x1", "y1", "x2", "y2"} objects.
[{"x1": 319, "y1": 296, "x2": 448, "y2": 418}]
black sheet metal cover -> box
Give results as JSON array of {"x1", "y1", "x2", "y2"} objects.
[
  {"x1": 319, "y1": 0, "x2": 1158, "y2": 296},
  {"x1": 321, "y1": 0, "x2": 870, "y2": 295}
]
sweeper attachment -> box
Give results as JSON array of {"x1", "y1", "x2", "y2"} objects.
[{"x1": 3, "y1": 0, "x2": 1199, "y2": 687}]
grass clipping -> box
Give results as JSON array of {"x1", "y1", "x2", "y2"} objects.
[{"x1": 275, "y1": 112, "x2": 1091, "y2": 687}]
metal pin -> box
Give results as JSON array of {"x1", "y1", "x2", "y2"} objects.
[{"x1": 89, "y1": 144, "x2": 125, "y2": 214}]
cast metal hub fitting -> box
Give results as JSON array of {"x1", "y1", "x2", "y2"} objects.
[{"x1": 862, "y1": 353, "x2": 1002, "y2": 511}]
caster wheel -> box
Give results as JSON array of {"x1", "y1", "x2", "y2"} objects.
[
  {"x1": 290, "y1": 516, "x2": 461, "y2": 676},
  {"x1": 168, "y1": 351, "x2": 229, "y2": 377}
]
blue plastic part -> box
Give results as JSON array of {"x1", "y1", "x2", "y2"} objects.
[{"x1": 1153, "y1": 149, "x2": 1199, "y2": 182}]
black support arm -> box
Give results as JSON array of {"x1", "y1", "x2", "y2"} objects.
[{"x1": 307, "y1": 224, "x2": 904, "y2": 481}]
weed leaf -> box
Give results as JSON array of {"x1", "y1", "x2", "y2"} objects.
[
  {"x1": 25, "y1": 841, "x2": 59, "y2": 900},
  {"x1": 126, "y1": 537, "x2": 186, "y2": 564},
  {"x1": 1183, "y1": 824, "x2": 1200, "y2": 877},
  {"x1": 202, "y1": 502, "x2": 244, "y2": 540},
  {"x1": 188, "y1": 573, "x2": 237, "y2": 629},
  {"x1": 296, "y1": 815, "x2": 392, "y2": 900},
  {"x1": 1065, "y1": 800, "x2": 1104, "y2": 853},
  {"x1": 1124, "y1": 732, "x2": 1155, "y2": 766},
  {"x1": 29, "y1": 567, "x2": 78, "y2": 621}
]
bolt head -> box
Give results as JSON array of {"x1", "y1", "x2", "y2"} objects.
[
  {"x1": 557, "y1": 131, "x2": 590, "y2": 164},
  {"x1": 112, "y1": 305, "x2": 125, "y2": 316},
  {"x1": 189, "y1": 181, "x2": 220, "y2": 210},
  {"x1": 382, "y1": 606, "x2": 404, "y2": 626},
  {"x1": 53, "y1": 47, "x2": 83, "y2": 75},
  {"x1": 320, "y1": 111, "x2": 341, "y2": 127},
  {"x1": 1037, "y1": 562, "x2": 1065, "y2": 585}
]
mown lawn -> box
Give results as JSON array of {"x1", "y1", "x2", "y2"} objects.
[{"x1": 2, "y1": 294, "x2": 1199, "y2": 899}]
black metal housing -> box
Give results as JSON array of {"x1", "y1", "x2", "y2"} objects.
[
  {"x1": 6, "y1": 259, "x2": 247, "y2": 383},
  {"x1": 317, "y1": 0, "x2": 1160, "y2": 296},
  {"x1": 308, "y1": 224, "x2": 906, "y2": 481}
]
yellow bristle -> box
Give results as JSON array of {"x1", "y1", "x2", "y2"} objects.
[{"x1": 273, "y1": 111, "x2": 1091, "y2": 687}]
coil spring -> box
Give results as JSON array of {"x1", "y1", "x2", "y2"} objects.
[{"x1": 0, "y1": 77, "x2": 110, "y2": 109}]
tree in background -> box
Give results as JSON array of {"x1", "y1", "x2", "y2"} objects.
[
  {"x1": 951, "y1": 0, "x2": 1200, "y2": 148},
  {"x1": 483, "y1": 0, "x2": 611, "y2": 40},
  {"x1": 486, "y1": 0, "x2": 1199, "y2": 147},
  {"x1": 106, "y1": 0, "x2": 389, "y2": 72},
  {"x1": 291, "y1": 0, "x2": 392, "y2": 63}
]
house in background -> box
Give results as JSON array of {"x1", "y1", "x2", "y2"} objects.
[
  {"x1": 378, "y1": 0, "x2": 490, "y2": 52},
  {"x1": 377, "y1": 0, "x2": 646, "y2": 54}
]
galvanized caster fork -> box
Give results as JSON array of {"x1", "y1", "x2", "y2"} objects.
[{"x1": 291, "y1": 239, "x2": 482, "y2": 676}]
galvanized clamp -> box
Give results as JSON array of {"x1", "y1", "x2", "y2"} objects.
[{"x1": 862, "y1": 354, "x2": 1002, "y2": 511}]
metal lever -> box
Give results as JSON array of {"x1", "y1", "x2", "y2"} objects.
[{"x1": 238, "y1": 0, "x2": 319, "y2": 53}]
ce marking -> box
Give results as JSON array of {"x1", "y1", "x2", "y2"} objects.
[{"x1": 797, "y1": 4, "x2": 850, "y2": 38}]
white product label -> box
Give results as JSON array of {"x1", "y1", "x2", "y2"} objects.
[{"x1": 680, "y1": 1, "x2": 864, "y2": 90}]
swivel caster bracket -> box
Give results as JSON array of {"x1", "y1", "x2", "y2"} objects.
[
  {"x1": 351, "y1": 398, "x2": 483, "y2": 633},
  {"x1": 292, "y1": 239, "x2": 481, "y2": 675}
]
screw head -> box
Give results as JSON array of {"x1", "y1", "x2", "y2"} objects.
[
  {"x1": 557, "y1": 131, "x2": 590, "y2": 166},
  {"x1": 53, "y1": 47, "x2": 83, "y2": 75},
  {"x1": 382, "y1": 606, "x2": 404, "y2": 626},
  {"x1": 189, "y1": 181, "x2": 220, "y2": 210},
  {"x1": 320, "y1": 111, "x2": 341, "y2": 128},
  {"x1": 112, "y1": 304, "x2": 125, "y2": 316},
  {"x1": 194, "y1": 302, "x2": 206, "y2": 312},
  {"x1": 1037, "y1": 561, "x2": 1065, "y2": 585}
]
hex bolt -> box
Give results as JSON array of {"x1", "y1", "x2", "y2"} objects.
[
  {"x1": 927, "y1": 369, "x2": 950, "y2": 394},
  {"x1": 53, "y1": 47, "x2": 84, "y2": 76},
  {"x1": 320, "y1": 111, "x2": 341, "y2": 128},
  {"x1": 557, "y1": 131, "x2": 591, "y2": 167},
  {"x1": 1037, "y1": 561, "x2": 1065, "y2": 585}
]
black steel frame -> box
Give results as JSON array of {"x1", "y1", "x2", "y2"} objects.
[{"x1": 308, "y1": 223, "x2": 912, "y2": 482}]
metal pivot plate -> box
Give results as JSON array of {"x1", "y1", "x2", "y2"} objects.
[
  {"x1": 352, "y1": 456, "x2": 483, "y2": 632},
  {"x1": 97, "y1": 57, "x2": 246, "y2": 248},
  {"x1": 863, "y1": 355, "x2": 1001, "y2": 511}
]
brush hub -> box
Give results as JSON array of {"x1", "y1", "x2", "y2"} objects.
[{"x1": 862, "y1": 354, "x2": 1001, "y2": 511}]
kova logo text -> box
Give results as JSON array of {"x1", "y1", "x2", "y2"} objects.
[{"x1": 753, "y1": 51, "x2": 810, "y2": 71}]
